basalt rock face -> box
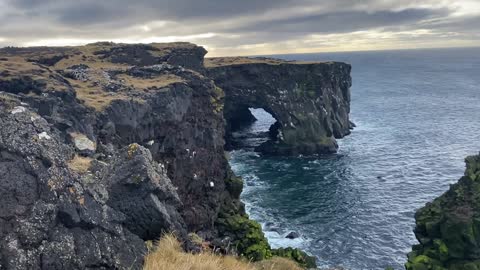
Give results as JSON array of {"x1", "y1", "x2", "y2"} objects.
[
  {"x1": 0, "y1": 99, "x2": 147, "y2": 269},
  {"x1": 406, "y1": 153, "x2": 480, "y2": 270},
  {"x1": 0, "y1": 43, "x2": 349, "y2": 268},
  {"x1": 0, "y1": 43, "x2": 231, "y2": 269},
  {"x1": 206, "y1": 57, "x2": 352, "y2": 155}
]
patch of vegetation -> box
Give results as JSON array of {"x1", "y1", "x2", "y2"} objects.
[
  {"x1": 272, "y1": 247, "x2": 317, "y2": 269},
  {"x1": 204, "y1": 57, "x2": 320, "y2": 68},
  {"x1": 67, "y1": 155, "x2": 92, "y2": 173},
  {"x1": 216, "y1": 211, "x2": 272, "y2": 261},
  {"x1": 143, "y1": 234, "x2": 303, "y2": 270},
  {"x1": 406, "y1": 154, "x2": 480, "y2": 270}
]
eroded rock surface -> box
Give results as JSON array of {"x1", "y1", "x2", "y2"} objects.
[
  {"x1": 0, "y1": 99, "x2": 146, "y2": 269},
  {"x1": 206, "y1": 57, "x2": 352, "y2": 155},
  {"x1": 406, "y1": 153, "x2": 480, "y2": 270}
]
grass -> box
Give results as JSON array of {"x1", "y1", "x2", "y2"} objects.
[
  {"x1": 66, "y1": 77, "x2": 130, "y2": 111},
  {"x1": 143, "y1": 234, "x2": 303, "y2": 270},
  {"x1": 0, "y1": 57, "x2": 70, "y2": 92},
  {"x1": 116, "y1": 73, "x2": 184, "y2": 90},
  {"x1": 67, "y1": 155, "x2": 92, "y2": 173},
  {"x1": 204, "y1": 57, "x2": 321, "y2": 68}
]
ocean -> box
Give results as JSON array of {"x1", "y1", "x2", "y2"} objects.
[{"x1": 228, "y1": 47, "x2": 480, "y2": 269}]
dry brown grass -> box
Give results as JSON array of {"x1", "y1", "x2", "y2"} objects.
[
  {"x1": 144, "y1": 235, "x2": 303, "y2": 270},
  {"x1": 144, "y1": 234, "x2": 254, "y2": 270},
  {"x1": 0, "y1": 57, "x2": 70, "y2": 92},
  {"x1": 204, "y1": 57, "x2": 320, "y2": 68},
  {"x1": 67, "y1": 155, "x2": 92, "y2": 173},
  {"x1": 67, "y1": 78, "x2": 128, "y2": 111},
  {"x1": 255, "y1": 257, "x2": 302, "y2": 270},
  {"x1": 117, "y1": 73, "x2": 184, "y2": 90}
]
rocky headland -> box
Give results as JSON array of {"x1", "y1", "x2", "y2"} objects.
[
  {"x1": 206, "y1": 57, "x2": 352, "y2": 155},
  {"x1": 406, "y1": 153, "x2": 480, "y2": 270},
  {"x1": 0, "y1": 42, "x2": 351, "y2": 269}
]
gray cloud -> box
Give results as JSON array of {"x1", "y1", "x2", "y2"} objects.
[{"x1": 0, "y1": 0, "x2": 478, "y2": 55}]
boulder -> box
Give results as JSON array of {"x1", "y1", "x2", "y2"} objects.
[{"x1": 286, "y1": 231, "x2": 301, "y2": 239}]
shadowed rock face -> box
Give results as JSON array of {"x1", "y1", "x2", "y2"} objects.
[
  {"x1": 0, "y1": 99, "x2": 148, "y2": 269},
  {"x1": 406, "y1": 154, "x2": 480, "y2": 270},
  {"x1": 206, "y1": 57, "x2": 352, "y2": 155}
]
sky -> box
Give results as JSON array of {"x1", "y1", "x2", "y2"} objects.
[{"x1": 0, "y1": 0, "x2": 479, "y2": 56}]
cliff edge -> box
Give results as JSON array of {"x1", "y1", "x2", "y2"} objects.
[
  {"x1": 406, "y1": 153, "x2": 480, "y2": 270},
  {"x1": 206, "y1": 56, "x2": 352, "y2": 155}
]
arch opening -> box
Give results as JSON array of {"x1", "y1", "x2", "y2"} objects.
[{"x1": 225, "y1": 107, "x2": 280, "y2": 151}]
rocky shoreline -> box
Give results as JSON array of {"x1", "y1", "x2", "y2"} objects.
[
  {"x1": 0, "y1": 42, "x2": 351, "y2": 269},
  {"x1": 406, "y1": 153, "x2": 480, "y2": 270}
]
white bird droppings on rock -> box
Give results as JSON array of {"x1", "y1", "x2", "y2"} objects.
[
  {"x1": 11, "y1": 106, "x2": 26, "y2": 115},
  {"x1": 38, "y1": 132, "x2": 51, "y2": 140},
  {"x1": 30, "y1": 115, "x2": 41, "y2": 122}
]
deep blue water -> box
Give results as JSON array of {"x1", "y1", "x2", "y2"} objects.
[{"x1": 228, "y1": 47, "x2": 480, "y2": 270}]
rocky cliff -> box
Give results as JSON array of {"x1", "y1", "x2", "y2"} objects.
[
  {"x1": 206, "y1": 57, "x2": 352, "y2": 155},
  {"x1": 0, "y1": 43, "x2": 350, "y2": 269},
  {"x1": 406, "y1": 153, "x2": 480, "y2": 270}
]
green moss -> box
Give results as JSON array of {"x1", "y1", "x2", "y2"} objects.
[
  {"x1": 272, "y1": 247, "x2": 317, "y2": 269},
  {"x1": 215, "y1": 212, "x2": 272, "y2": 261},
  {"x1": 127, "y1": 143, "x2": 139, "y2": 159},
  {"x1": 406, "y1": 255, "x2": 445, "y2": 270},
  {"x1": 406, "y1": 154, "x2": 480, "y2": 270},
  {"x1": 225, "y1": 175, "x2": 243, "y2": 198}
]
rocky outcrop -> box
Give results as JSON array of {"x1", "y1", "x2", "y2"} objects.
[
  {"x1": 406, "y1": 153, "x2": 480, "y2": 270},
  {"x1": 0, "y1": 43, "x2": 352, "y2": 269},
  {"x1": 0, "y1": 43, "x2": 231, "y2": 269},
  {"x1": 206, "y1": 57, "x2": 352, "y2": 155},
  {"x1": 0, "y1": 98, "x2": 147, "y2": 269}
]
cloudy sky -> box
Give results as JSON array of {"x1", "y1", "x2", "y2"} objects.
[{"x1": 0, "y1": 0, "x2": 479, "y2": 56}]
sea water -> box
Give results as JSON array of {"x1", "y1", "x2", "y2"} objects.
[{"x1": 228, "y1": 47, "x2": 480, "y2": 269}]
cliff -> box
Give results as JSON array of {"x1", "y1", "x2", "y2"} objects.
[
  {"x1": 206, "y1": 57, "x2": 352, "y2": 155},
  {"x1": 0, "y1": 43, "x2": 350, "y2": 269},
  {"x1": 406, "y1": 153, "x2": 480, "y2": 270}
]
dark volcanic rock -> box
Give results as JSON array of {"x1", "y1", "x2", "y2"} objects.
[
  {"x1": 206, "y1": 57, "x2": 352, "y2": 155},
  {"x1": 286, "y1": 231, "x2": 301, "y2": 239},
  {"x1": 103, "y1": 143, "x2": 186, "y2": 240},
  {"x1": 0, "y1": 99, "x2": 146, "y2": 269},
  {"x1": 406, "y1": 153, "x2": 480, "y2": 270},
  {"x1": 0, "y1": 43, "x2": 352, "y2": 269}
]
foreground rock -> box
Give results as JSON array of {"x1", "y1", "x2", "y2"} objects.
[
  {"x1": 406, "y1": 153, "x2": 480, "y2": 270},
  {"x1": 0, "y1": 99, "x2": 147, "y2": 269},
  {"x1": 206, "y1": 57, "x2": 352, "y2": 155}
]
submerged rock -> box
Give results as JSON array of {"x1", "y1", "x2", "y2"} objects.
[
  {"x1": 406, "y1": 153, "x2": 480, "y2": 270},
  {"x1": 286, "y1": 231, "x2": 301, "y2": 239}
]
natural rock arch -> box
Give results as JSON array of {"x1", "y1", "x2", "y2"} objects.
[{"x1": 206, "y1": 57, "x2": 353, "y2": 155}]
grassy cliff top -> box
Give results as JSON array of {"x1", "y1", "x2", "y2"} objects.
[
  {"x1": 0, "y1": 42, "x2": 205, "y2": 111},
  {"x1": 204, "y1": 56, "x2": 324, "y2": 67}
]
